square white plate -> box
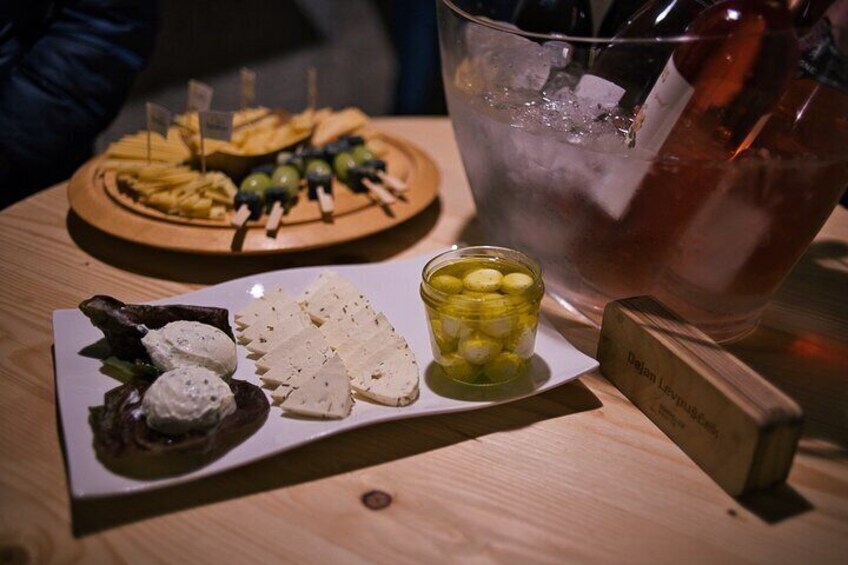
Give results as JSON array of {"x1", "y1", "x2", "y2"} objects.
[{"x1": 53, "y1": 251, "x2": 598, "y2": 499}]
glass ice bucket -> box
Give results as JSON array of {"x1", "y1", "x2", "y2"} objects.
[{"x1": 437, "y1": 0, "x2": 848, "y2": 341}]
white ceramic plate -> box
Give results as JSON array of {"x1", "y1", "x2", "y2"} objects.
[{"x1": 53, "y1": 251, "x2": 598, "y2": 499}]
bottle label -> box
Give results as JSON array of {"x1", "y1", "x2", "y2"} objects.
[
  {"x1": 627, "y1": 57, "x2": 695, "y2": 154},
  {"x1": 797, "y1": 17, "x2": 848, "y2": 93},
  {"x1": 590, "y1": 57, "x2": 695, "y2": 221}
]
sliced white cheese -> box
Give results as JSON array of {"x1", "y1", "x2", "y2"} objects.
[
  {"x1": 350, "y1": 344, "x2": 419, "y2": 407},
  {"x1": 298, "y1": 272, "x2": 369, "y2": 326},
  {"x1": 335, "y1": 317, "x2": 403, "y2": 371},
  {"x1": 318, "y1": 304, "x2": 378, "y2": 349},
  {"x1": 245, "y1": 310, "x2": 312, "y2": 356},
  {"x1": 238, "y1": 299, "x2": 307, "y2": 344},
  {"x1": 234, "y1": 287, "x2": 292, "y2": 327},
  {"x1": 256, "y1": 325, "x2": 330, "y2": 380},
  {"x1": 297, "y1": 271, "x2": 336, "y2": 304},
  {"x1": 278, "y1": 353, "x2": 353, "y2": 419}
]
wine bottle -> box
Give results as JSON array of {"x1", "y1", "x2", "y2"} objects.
[
  {"x1": 660, "y1": 0, "x2": 847, "y2": 327},
  {"x1": 577, "y1": 0, "x2": 717, "y2": 110},
  {"x1": 511, "y1": 0, "x2": 593, "y2": 36},
  {"x1": 573, "y1": 0, "x2": 801, "y2": 297}
]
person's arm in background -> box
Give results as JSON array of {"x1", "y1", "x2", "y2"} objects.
[{"x1": 0, "y1": 0, "x2": 159, "y2": 208}]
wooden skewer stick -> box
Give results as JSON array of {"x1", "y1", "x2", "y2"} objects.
[
  {"x1": 362, "y1": 178, "x2": 396, "y2": 205},
  {"x1": 230, "y1": 204, "x2": 251, "y2": 228},
  {"x1": 375, "y1": 170, "x2": 407, "y2": 193},
  {"x1": 316, "y1": 187, "x2": 334, "y2": 215},
  {"x1": 265, "y1": 201, "x2": 285, "y2": 234}
]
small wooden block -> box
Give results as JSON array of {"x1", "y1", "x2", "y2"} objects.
[{"x1": 597, "y1": 296, "x2": 803, "y2": 497}]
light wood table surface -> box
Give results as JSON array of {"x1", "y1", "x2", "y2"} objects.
[{"x1": 1, "y1": 118, "x2": 847, "y2": 564}]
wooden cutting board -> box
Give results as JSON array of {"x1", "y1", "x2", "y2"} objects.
[{"x1": 67, "y1": 131, "x2": 439, "y2": 255}]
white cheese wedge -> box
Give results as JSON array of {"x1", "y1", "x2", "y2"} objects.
[
  {"x1": 350, "y1": 344, "x2": 419, "y2": 407},
  {"x1": 239, "y1": 302, "x2": 312, "y2": 351},
  {"x1": 238, "y1": 299, "x2": 307, "y2": 344},
  {"x1": 256, "y1": 325, "x2": 330, "y2": 378},
  {"x1": 298, "y1": 272, "x2": 369, "y2": 326},
  {"x1": 318, "y1": 304, "x2": 378, "y2": 349},
  {"x1": 234, "y1": 287, "x2": 292, "y2": 328},
  {"x1": 297, "y1": 271, "x2": 336, "y2": 304},
  {"x1": 245, "y1": 310, "x2": 312, "y2": 356},
  {"x1": 335, "y1": 318, "x2": 403, "y2": 371},
  {"x1": 277, "y1": 353, "x2": 353, "y2": 419}
]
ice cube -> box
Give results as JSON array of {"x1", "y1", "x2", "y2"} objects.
[
  {"x1": 574, "y1": 74, "x2": 626, "y2": 107},
  {"x1": 465, "y1": 23, "x2": 550, "y2": 91},
  {"x1": 543, "y1": 41, "x2": 574, "y2": 68}
]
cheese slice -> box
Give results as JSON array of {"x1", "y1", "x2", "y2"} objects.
[
  {"x1": 239, "y1": 300, "x2": 310, "y2": 349},
  {"x1": 335, "y1": 317, "x2": 403, "y2": 371},
  {"x1": 298, "y1": 272, "x2": 369, "y2": 326},
  {"x1": 277, "y1": 353, "x2": 353, "y2": 419},
  {"x1": 256, "y1": 325, "x2": 330, "y2": 377},
  {"x1": 235, "y1": 288, "x2": 294, "y2": 328},
  {"x1": 350, "y1": 344, "x2": 419, "y2": 406},
  {"x1": 319, "y1": 305, "x2": 380, "y2": 350},
  {"x1": 245, "y1": 310, "x2": 312, "y2": 355}
]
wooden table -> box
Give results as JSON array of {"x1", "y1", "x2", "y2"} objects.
[{"x1": 1, "y1": 118, "x2": 846, "y2": 563}]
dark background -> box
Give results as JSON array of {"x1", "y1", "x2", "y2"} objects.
[{"x1": 96, "y1": 0, "x2": 447, "y2": 150}]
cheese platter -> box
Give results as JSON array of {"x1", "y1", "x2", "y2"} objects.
[
  {"x1": 67, "y1": 107, "x2": 439, "y2": 254},
  {"x1": 53, "y1": 251, "x2": 598, "y2": 498}
]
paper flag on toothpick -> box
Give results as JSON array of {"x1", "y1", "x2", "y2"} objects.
[
  {"x1": 240, "y1": 68, "x2": 256, "y2": 109},
  {"x1": 200, "y1": 111, "x2": 234, "y2": 141},
  {"x1": 187, "y1": 79, "x2": 213, "y2": 112},
  {"x1": 145, "y1": 102, "x2": 171, "y2": 137}
]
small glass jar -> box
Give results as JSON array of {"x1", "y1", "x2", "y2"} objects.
[{"x1": 420, "y1": 246, "x2": 545, "y2": 386}]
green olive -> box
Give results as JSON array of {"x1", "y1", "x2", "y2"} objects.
[
  {"x1": 271, "y1": 165, "x2": 301, "y2": 198},
  {"x1": 350, "y1": 145, "x2": 375, "y2": 165},
  {"x1": 305, "y1": 159, "x2": 332, "y2": 177},
  {"x1": 333, "y1": 152, "x2": 357, "y2": 182},
  {"x1": 240, "y1": 173, "x2": 272, "y2": 194}
]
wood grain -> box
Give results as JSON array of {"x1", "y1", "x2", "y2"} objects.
[{"x1": 1, "y1": 118, "x2": 847, "y2": 564}]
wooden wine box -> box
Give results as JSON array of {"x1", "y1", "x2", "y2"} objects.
[{"x1": 597, "y1": 296, "x2": 804, "y2": 497}]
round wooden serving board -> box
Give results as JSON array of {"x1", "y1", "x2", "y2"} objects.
[{"x1": 67, "y1": 132, "x2": 439, "y2": 255}]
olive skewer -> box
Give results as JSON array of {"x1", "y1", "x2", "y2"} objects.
[
  {"x1": 265, "y1": 163, "x2": 301, "y2": 233},
  {"x1": 346, "y1": 140, "x2": 407, "y2": 193},
  {"x1": 347, "y1": 164, "x2": 396, "y2": 205},
  {"x1": 304, "y1": 156, "x2": 335, "y2": 217},
  {"x1": 231, "y1": 172, "x2": 270, "y2": 228}
]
